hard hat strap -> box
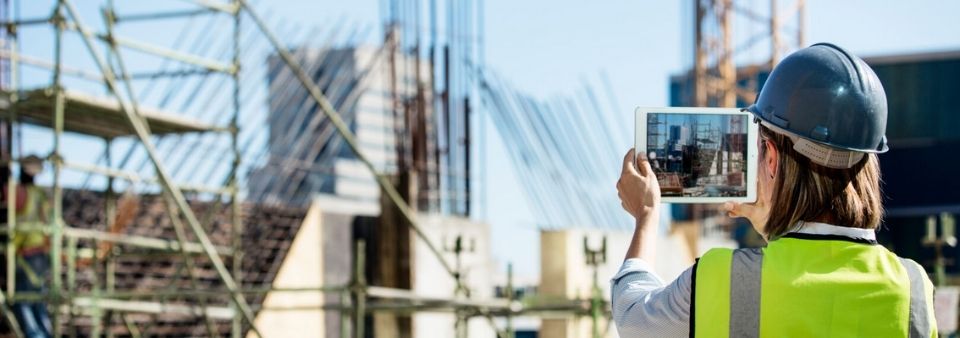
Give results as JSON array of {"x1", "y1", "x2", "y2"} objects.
[
  {"x1": 792, "y1": 138, "x2": 865, "y2": 169},
  {"x1": 758, "y1": 120, "x2": 865, "y2": 169}
]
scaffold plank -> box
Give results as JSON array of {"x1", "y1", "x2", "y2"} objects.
[{"x1": 0, "y1": 88, "x2": 219, "y2": 138}]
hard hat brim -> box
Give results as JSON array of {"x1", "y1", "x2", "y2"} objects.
[{"x1": 745, "y1": 104, "x2": 889, "y2": 154}]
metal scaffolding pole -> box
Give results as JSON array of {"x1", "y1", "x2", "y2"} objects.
[
  {"x1": 3, "y1": 0, "x2": 19, "y2": 307},
  {"x1": 50, "y1": 2, "x2": 66, "y2": 335},
  {"x1": 97, "y1": 137, "x2": 113, "y2": 338},
  {"x1": 351, "y1": 240, "x2": 366, "y2": 338},
  {"x1": 230, "y1": 0, "x2": 244, "y2": 336}
]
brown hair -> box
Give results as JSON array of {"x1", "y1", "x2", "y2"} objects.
[{"x1": 760, "y1": 125, "x2": 884, "y2": 239}]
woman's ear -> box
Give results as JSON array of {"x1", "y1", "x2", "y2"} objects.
[{"x1": 764, "y1": 140, "x2": 778, "y2": 179}]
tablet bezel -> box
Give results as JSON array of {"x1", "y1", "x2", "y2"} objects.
[{"x1": 634, "y1": 106, "x2": 758, "y2": 204}]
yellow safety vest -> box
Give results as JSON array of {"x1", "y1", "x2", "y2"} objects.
[
  {"x1": 693, "y1": 233, "x2": 936, "y2": 338},
  {"x1": 14, "y1": 185, "x2": 49, "y2": 251}
]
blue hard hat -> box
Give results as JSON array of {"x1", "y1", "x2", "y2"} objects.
[{"x1": 746, "y1": 43, "x2": 888, "y2": 168}]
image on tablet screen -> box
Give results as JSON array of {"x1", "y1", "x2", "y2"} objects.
[{"x1": 645, "y1": 113, "x2": 749, "y2": 197}]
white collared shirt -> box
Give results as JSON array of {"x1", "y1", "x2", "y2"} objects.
[{"x1": 609, "y1": 223, "x2": 877, "y2": 338}]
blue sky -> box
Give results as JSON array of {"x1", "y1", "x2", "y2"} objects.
[{"x1": 12, "y1": 0, "x2": 960, "y2": 281}]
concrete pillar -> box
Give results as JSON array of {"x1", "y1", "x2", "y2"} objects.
[{"x1": 540, "y1": 230, "x2": 604, "y2": 338}]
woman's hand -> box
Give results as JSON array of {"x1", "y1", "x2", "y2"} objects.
[
  {"x1": 618, "y1": 148, "x2": 660, "y2": 262},
  {"x1": 617, "y1": 148, "x2": 661, "y2": 220},
  {"x1": 723, "y1": 178, "x2": 770, "y2": 240},
  {"x1": 723, "y1": 201, "x2": 768, "y2": 233}
]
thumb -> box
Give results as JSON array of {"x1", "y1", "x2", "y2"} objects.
[{"x1": 635, "y1": 152, "x2": 654, "y2": 177}]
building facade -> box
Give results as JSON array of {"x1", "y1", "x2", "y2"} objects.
[{"x1": 249, "y1": 46, "x2": 406, "y2": 209}]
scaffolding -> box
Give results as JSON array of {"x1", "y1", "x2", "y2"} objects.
[
  {"x1": 0, "y1": 1, "x2": 611, "y2": 337},
  {"x1": 0, "y1": 0, "x2": 254, "y2": 336},
  {"x1": 692, "y1": 0, "x2": 806, "y2": 107}
]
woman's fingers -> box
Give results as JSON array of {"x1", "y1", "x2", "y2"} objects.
[
  {"x1": 725, "y1": 201, "x2": 753, "y2": 218},
  {"x1": 724, "y1": 202, "x2": 736, "y2": 216},
  {"x1": 622, "y1": 148, "x2": 657, "y2": 179},
  {"x1": 725, "y1": 200, "x2": 765, "y2": 225},
  {"x1": 725, "y1": 201, "x2": 769, "y2": 241}
]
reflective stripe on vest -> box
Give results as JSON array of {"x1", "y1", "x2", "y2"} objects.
[
  {"x1": 694, "y1": 236, "x2": 935, "y2": 338},
  {"x1": 900, "y1": 257, "x2": 932, "y2": 338}
]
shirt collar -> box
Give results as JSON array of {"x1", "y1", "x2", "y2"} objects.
[{"x1": 788, "y1": 222, "x2": 877, "y2": 242}]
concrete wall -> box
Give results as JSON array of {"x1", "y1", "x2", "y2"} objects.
[
  {"x1": 251, "y1": 199, "x2": 355, "y2": 338},
  {"x1": 251, "y1": 199, "x2": 325, "y2": 337}
]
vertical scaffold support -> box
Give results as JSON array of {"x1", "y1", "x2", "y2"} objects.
[
  {"x1": 352, "y1": 240, "x2": 367, "y2": 338},
  {"x1": 50, "y1": 2, "x2": 67, "y2": 335},
  {"x1": 230, "y1": 0, "x2": 245, "y2": 336},
  {"x1": 3, "y1": 16, "x2": 18, "y2": 309}
]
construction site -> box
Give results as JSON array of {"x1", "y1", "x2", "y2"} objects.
[
  {"x1": 0, "y1": 0, "x2": 958, "y2": 337},
  {"x1": 646, "y1": 113, "x2": 747, "y2": 197}
]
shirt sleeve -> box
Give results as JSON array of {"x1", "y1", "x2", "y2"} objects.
[{"x1": 610, "y1": 258, "x2": 693, "y2": 338}]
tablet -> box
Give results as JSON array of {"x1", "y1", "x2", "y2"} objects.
[{"x1": 635, "y1": 107, "x2": 758, "y2": 204}]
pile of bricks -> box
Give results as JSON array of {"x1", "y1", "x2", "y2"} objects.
[{"x1": 1, "y1": 189, "x2": 307, "y2": 337}]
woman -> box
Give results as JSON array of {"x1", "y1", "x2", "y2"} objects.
[{"x1": 613, "y1": 43, "x2": 936, "y2": 338}]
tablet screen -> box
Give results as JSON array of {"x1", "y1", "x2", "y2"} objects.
[{"x1": 645, "y1": 112, "x2": 750, "y2": 198}]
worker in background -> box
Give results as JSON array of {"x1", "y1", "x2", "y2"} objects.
[
  {"x1": 12, "y1": 155, "x2": 52, "y2": 338},
  {"x1": 612, "y1": 43, "x2": 936, "y2": 337}
]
